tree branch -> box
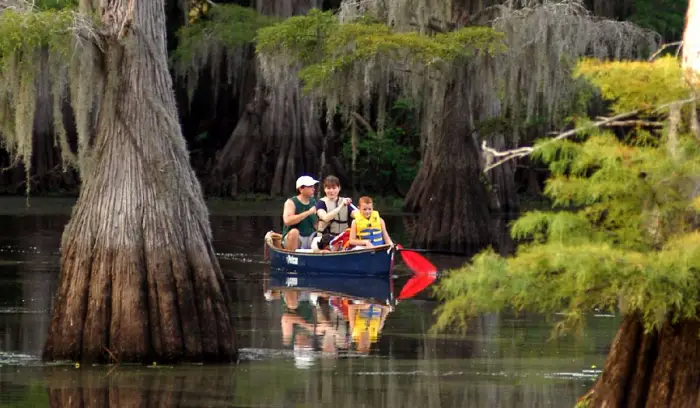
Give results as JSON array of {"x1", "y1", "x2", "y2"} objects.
[
  {"x1": 600, "y1": 120, "x2": 664, "y2": 128},
  {"x1": 481, "y1": 97, "x2": 699, "y2": 173},
  {"x1": 648, "y1": 41, "x2": 683, "y2": 61},
  {"x1": 351, "y1": 111, "x2": 375, "y2": 134}
]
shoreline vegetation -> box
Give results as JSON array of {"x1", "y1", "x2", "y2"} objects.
[{"x1": 0, "y1": 192, "x2": 551, "y2": 216}]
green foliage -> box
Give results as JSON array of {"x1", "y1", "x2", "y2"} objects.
[
  {"x1": 172, "y1": 4, "x2": 277, "y2": 65},
  {"x1": 342, "y1": 99, "x2": 421, "y2": 195},
  {"x1": 629, "y1": 0, "x2": 686, "y2": 42},
  {"x1": 435, "y1": 57, "x2": 700, "y2": 336},
  {"x1": 0, "y1": 9, "x2": 75, "y2": 61},
  {"x1": 33, "y1": 0, "x2": 78, "y2": 10},
  {"x1": 256, "y1": 9, "x2": 506, "y2": 91},
  {"x1": 574, "y1": 56, "x2": 691, "y2": 114}
]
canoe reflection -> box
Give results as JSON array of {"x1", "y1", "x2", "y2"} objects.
[{"x1": 266, "y1": 269, "x2": 395, "y2": 366}]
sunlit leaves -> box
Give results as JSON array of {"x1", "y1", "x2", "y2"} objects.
[
  {"x1": 436, "y1": 57, "x2": 700, "y2": 337},
  {"x1": 575, "y1": 56, "x2": 692, "y2": 113}
]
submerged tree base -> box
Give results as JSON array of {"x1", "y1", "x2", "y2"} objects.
[{"x1": 44, "y1": 229, "x2": 236, "y2": 364}]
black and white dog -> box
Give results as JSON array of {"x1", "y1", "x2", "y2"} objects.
[{"x1": 310, "y1": 233, "x2": 334, "y2": 251}]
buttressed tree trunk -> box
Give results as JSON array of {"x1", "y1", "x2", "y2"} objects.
[
  {"x1": 43, "y1": 0, "x2": 236, "y2": 363},
  {"x1": 404, "y1": 77, "x2": 494, "y2": 253},
  {"x1": 580, "y1": 316, "x2": 700, "y2": 407}
]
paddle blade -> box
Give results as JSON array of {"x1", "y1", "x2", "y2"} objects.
[
  {"x1": 398, "y1": 274, "x2": 436, "y2": 299},
  {"x1": 330, "y1": 229, "x2": 351, "y2": 250},
  {"x1": 397, "y1": 245, "x2": 437, "y2": 275}
]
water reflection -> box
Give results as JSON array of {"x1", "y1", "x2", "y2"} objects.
[
  {"x1": 267, "y1": 269, "x2": 397, "y2": 365},
  {"x1": 0, "y1": 215, "x2": 63, "y2": 358}
]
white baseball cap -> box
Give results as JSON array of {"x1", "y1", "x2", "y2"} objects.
[{"x1": 296, "y1": 175, "x2": 319, "y2": 189}]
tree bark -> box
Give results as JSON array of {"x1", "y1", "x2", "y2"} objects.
[
  {"x1": 403, "y1": 79, "x2": 494, "y2": 253},
  {"x1": 43, "y1": 0, "x2": 236, "y2": 363},
  {"x1": 580, "y1": 315, "x2": 700, "y2": 407}
]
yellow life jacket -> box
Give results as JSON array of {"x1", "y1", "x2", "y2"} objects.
[
  {"x1": 351, "y1": 306, "x2": 382, "y2": 343},
  {"x1": 354, "y1": 210, "x2": 384, "y2": 245}
]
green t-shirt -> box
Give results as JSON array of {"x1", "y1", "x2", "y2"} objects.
[{"x1": 282, "y1": 196, "x2": 317, "y2": 238}]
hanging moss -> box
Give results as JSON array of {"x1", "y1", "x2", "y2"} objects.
[
  {"x1": 493, "y1": 0, "x2": 661, "y2": 139},
  {"x1": 255, "y1": 0, "x2": 660, "y2": 151},
  {"x1": 256, "y1": 7, "x2": 506, "y2": 131},
  {"x1": 257, "y1": 10, "x2": 505, "y2": 91},
  {"x1": 0, "y1": 5, "x2": 100, "y2": 192},
  {"x1": 171, "y1": 4, "x2": 278, "y2": 102}
]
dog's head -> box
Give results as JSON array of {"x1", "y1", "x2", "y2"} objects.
[{"x1": 311, "y1": 233, "x2": 334, "y2": 250}]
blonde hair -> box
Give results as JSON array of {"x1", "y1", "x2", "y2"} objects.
[{"x1": 359, "y1": 196, "x2": 373, "y2": 205}]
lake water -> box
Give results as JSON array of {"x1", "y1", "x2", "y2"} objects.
[{"x1": 0, "y1": 198, "x2": 619, "y2": 407}]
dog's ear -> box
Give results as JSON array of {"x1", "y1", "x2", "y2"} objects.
[{"x1": 310, "y1": 236, "x2": 322, "y2": 250}]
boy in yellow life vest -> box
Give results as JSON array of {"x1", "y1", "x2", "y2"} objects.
[{"x1": 348, "y1": 196, "x2": 393, "y2": 248}]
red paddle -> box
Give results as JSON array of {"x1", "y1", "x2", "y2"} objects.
[
  {"x1": 398, "y1": 273, "x2": 436, "y2": 299},
  {"x1": 396, "y1": 244, "x2": 437, "y2": 275}
]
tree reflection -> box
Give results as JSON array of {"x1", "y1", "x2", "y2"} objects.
[{"x1": 43, "y1": 365, "x2": 237, "y2": 407}]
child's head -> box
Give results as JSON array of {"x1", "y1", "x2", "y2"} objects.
[
  {"x1": 323, "y1": 176, "x2": 341, "y2": 199},
  {"x1": 358, "y1": 196, "x2": 374, "y2": 218}
]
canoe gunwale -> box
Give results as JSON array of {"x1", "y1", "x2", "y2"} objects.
[{"x1": 264, "y1": 230, "x2": 394, "y2": 257}]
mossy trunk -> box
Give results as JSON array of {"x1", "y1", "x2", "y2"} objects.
[
  {"x1": 43, "y1": 0, "x2": 236, "y2": 363},
  {"x1": 580, "y1": 315, "x2": 700, "y2": 407},
  {"x1": 403, "y1": 80, "x2": 494, "y2": 253}
]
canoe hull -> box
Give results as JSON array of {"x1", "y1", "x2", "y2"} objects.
[{"x1": 265, "y1": 231, "x2": 394, "y2": 276}]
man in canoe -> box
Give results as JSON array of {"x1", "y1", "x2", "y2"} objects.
[{"x1": 282, "y1": 175, "x2": 319, "y2": 250}]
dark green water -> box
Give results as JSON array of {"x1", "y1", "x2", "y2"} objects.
[{"x1": 0, "y1": 198, "x2": 619, "y2": 407}]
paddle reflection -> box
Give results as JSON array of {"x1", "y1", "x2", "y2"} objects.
[{"x1": 266, "y1": 269, "x2": 396, "y2": 365}]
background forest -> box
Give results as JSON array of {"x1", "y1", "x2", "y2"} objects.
[{"x1": 0, "y1": 0, "x2": 686, "y2": 199}]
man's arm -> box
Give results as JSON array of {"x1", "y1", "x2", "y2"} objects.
[{"x1": 283, "y1": 199, "x2": 316, "y2": 226}]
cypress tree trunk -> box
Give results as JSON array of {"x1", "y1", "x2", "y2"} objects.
[
  {"x1": 43, "y1": 0, "x2": 236, "y2": 363},
  {"x1": 581, "y1": 315, "x2": 700, "y2": 407},
  {"x1": 404, "y1": 79, "x2": 494, "y2": 253}
]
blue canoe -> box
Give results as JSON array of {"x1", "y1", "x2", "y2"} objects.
[{"x1": 264, "y1": 231, "x2": 395, "y2": 276}]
